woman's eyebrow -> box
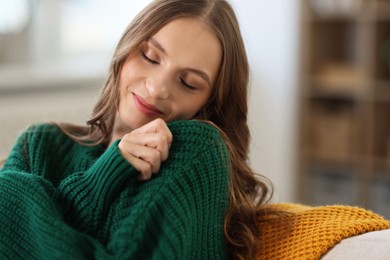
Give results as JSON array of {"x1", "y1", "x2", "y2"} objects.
[
  {"x1": 185, "y1": 68, "x2": 211, "y2": 87},
  {"x1": 148, "y1": 37, "x2": 166, "y2": 54},
  {"x1": 148, "y1": 37, "x2": 212, "y2": 87}
]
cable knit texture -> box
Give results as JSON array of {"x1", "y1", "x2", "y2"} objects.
[
  {"x1": 257, "y1": 203, "x2": 390, "y2": 260},
  {"x1": 0, "y1": 120, "x2": 229, "y2": 259}
]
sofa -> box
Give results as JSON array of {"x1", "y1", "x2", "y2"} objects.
[{"x1": 256, "y1": 203, "x2": 390, "y2": 259}]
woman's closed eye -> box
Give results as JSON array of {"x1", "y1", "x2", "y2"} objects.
[
  {"x1": 180, "y1": 78, "x2": 197, "y2": 91},
  {"x1": 142, "y1": 51, "x2": 159, "y2": 65}
]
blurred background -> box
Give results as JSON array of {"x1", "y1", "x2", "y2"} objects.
[{"x1": 1, "y1": 0, "x2": 389, "y2": 217}]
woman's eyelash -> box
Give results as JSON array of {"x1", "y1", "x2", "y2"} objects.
[
  {"x1": 142, "y1": 52, "x2": 159, "y2": 64},
  {"x1": 180, "y1": 78, "x2": 196, "y2": 90}
]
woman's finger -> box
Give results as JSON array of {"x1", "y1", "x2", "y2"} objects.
[
  {"x1": 117, "y1": 118, "x2": 173, "y2": 180},
  {"x1": 123, "y1": 132, "x2": 170, "y2": 161},
  {"x1": 132, "y1": 118, "x2": 173, "y2": 145},
  {"x1": 118, "y1": 140, "x2": 161, "y2": 174}
]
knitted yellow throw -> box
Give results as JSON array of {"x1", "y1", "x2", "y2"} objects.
[{"x1": 257, "y1": 204, "x2": 390, "y2": 260}]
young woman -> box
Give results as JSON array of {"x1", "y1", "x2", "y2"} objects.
[{"x1": 0, "y1": 0, "x2": 274, "y2": 259}]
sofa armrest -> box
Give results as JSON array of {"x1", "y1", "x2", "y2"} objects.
[{"x1": 322, "y1": 229, "x2": 390, "y2": 259}]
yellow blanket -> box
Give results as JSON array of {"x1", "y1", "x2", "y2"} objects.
[{"x1": 257, "y1": 204, "x2": 390, "y2": 259}]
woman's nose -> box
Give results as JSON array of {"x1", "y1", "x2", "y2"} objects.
[{"x1": 146, "y1": 75, "x2": 170, "y2": 100}]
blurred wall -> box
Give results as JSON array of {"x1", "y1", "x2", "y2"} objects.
[{"x1": 233, "y1": 1, "x2": 300, "y2": 202}]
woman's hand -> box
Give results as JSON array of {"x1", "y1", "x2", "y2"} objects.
[{"x1": 118, "y1": 118, "x2": 173, "y2": 181}]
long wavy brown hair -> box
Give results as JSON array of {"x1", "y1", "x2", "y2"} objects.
[{"x1": 58, "y1": 0, "x2": 277, "y2": 259}]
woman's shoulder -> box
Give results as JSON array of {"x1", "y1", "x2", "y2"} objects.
[
  {"x1": 167, "y1": 120, "x2": 228, "y2": 161},
  {"x1": 164, "y1": 120, "x2": 229, "y2": 179},
  {"x1": 21, "y1": 122, "x2": 69, "y2": 146},
  {"x1": 167, "y1": 120, "x2": 226, "y2": 147},
  {"x1": 24, "y1": 122, "x2": 62, "y2": 136},
  {"x1": 26, "y1": 122, "x2": 61, "y2": 132}
]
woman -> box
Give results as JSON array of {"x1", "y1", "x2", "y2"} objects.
[{"x1": 0, "y1": 0, "x2": 273, "y2": 259}]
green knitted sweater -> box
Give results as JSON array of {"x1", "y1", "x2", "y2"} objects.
[{"x1": 0, "y1": 120, "x2": 229, "y2": 259}]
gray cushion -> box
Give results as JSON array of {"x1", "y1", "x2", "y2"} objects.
[{"x1": 322, "y1": 229, "x2": 390, "y2": 259}]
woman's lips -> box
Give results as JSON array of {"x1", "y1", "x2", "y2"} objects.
[{"x1": 133, "y1": 93, "x2": 164, "y2": 116}]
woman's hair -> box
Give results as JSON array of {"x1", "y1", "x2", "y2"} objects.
[{"x1": 59, "y1": 0, "x2": 277, "y2": 259}]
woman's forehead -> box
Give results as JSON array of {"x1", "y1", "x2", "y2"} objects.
[{"x1": 150, "y1": 18, "x2": 222, "y2": 85}]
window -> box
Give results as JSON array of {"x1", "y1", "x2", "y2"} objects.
[
  {"x1": 60, "y1": 0, "x2": 153, "y2": 56},
  {"x1": 0, "y1": 0, "x2": 30, "y2": 34}
]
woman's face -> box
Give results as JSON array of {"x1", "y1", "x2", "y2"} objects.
[{"x1": 117, "y1": 18, "x2": 222, "y2": 132}]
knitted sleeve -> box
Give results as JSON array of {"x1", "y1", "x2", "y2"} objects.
[
  {"x1": 106, "y1": 120, "x2": 230, "y2": 259},
  {"x1": 1, "y1": 124, "x2": 137, "y2": 236},
  {"x1": 57, "y1": 140, "x2": 138, "y2": 237},
  {"x1": 0, "y1": 170, "x2": 112, "y2": 259}
]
